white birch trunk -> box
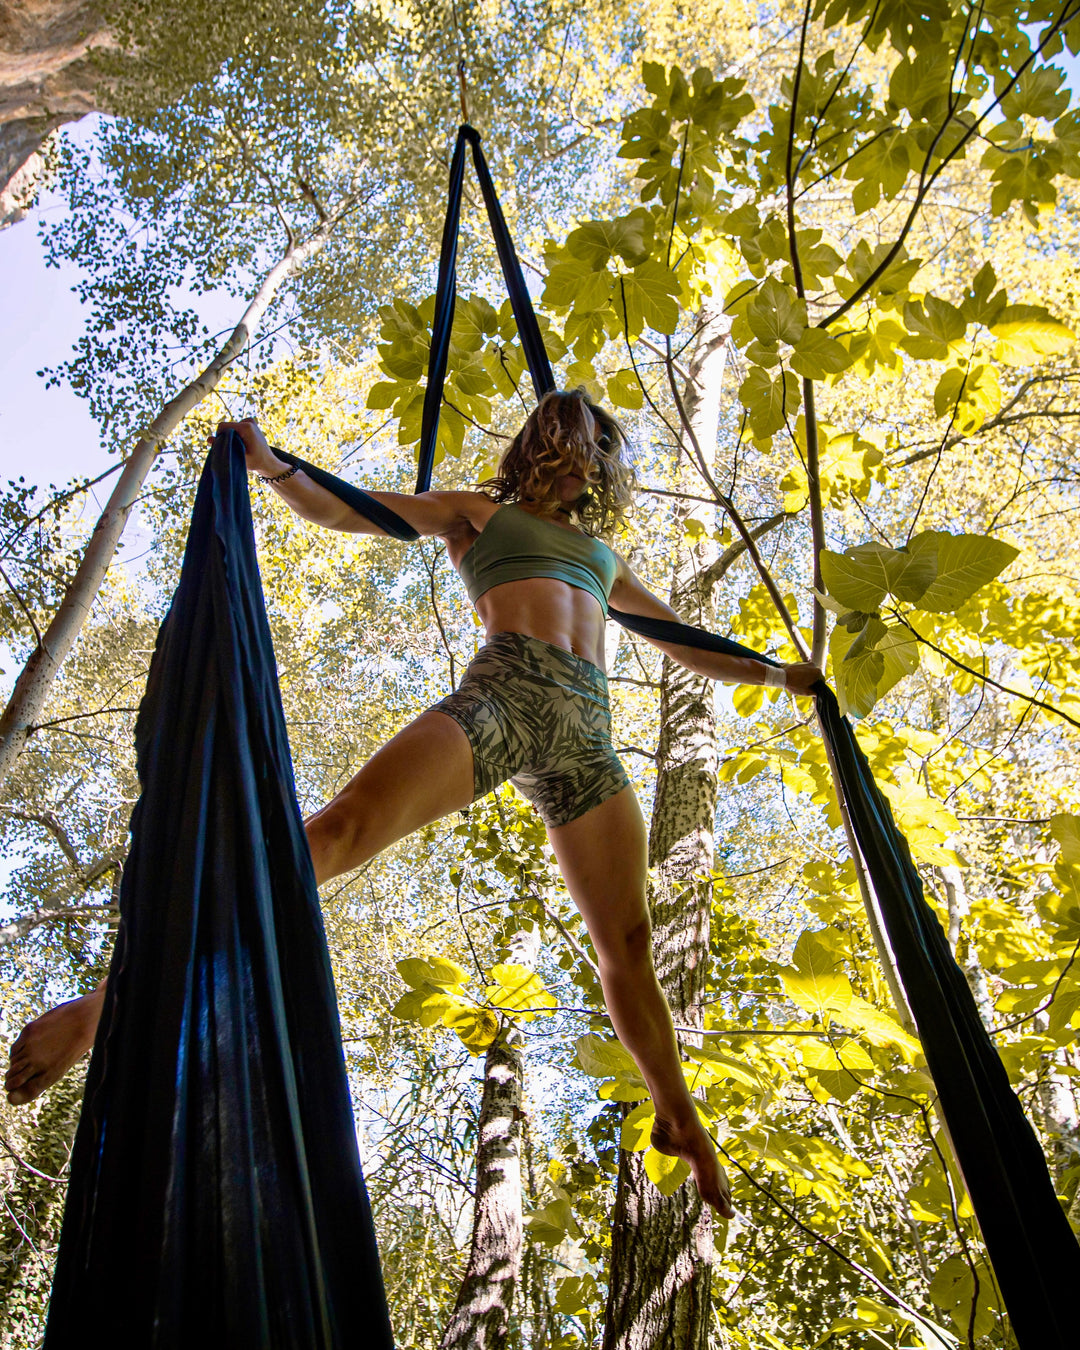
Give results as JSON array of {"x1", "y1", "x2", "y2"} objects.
[
  {"x1": 439, "y1": 1030, "x2": 524, "y2": 1350},
  {"x1": 0, "y1": 225, "x2": 331, "y2": 790}
]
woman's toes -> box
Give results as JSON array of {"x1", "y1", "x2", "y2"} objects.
[{"x1": 5, "y1": 1056, "x2": 29, "y2": 1088}]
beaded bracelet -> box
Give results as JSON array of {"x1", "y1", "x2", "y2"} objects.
[{"x1": 258, "y1": 464, "x2": 300, "y2": 485}]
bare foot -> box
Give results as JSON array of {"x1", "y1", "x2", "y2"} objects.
[
  {"x1": 5, "y1": 984, "x2": 106, "y2": 1106},
  {"x1": 652, "y1": 1114, "x2": 735, "y2": 1217}
]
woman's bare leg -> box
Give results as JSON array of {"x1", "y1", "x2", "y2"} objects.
[
  {"x1": 4, "y1": 710, "x2": 475, "y2": 1105},
  {"x1": 4, "y1": 986, "x2": 107, "y2": 1105},
  {"x1": 546, "y1": 785, "x2": 733, "y2": 1216}
]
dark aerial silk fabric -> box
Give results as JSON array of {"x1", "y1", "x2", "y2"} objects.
[
  {"x1": 405, "y1": 124, "x2": 1080, "y2": 1344},
  {"x1": 45, "y1": 432, "x2": 394, "y2": 1349}
]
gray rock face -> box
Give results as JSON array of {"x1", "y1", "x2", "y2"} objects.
[{"x1": 0, "y1": 0, "x2": 116, "y2": 226}]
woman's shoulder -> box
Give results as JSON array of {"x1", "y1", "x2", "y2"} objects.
[{"x1": 420, "y1": 490, "x2": 502, "y2": 542}]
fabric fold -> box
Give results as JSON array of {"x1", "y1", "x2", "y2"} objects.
[{"x1": 46, "y1": 431, "x2": 393, "y2": 1349}]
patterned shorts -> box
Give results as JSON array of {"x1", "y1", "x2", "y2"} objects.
[{"x1": 431, "y1": 631, "x2": 630, "y2": 828}]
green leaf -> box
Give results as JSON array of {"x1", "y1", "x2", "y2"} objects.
[
  {"x1": 565, "y1": 216, "x2": 645, "y2": 270},
  {"x1": 543, "y1": 259, "x2": 612, "y2": 311},
  {"x1": 875, "y1": 624, "x2": 921, "y2": 699},
  {"x1": 525, "y1": 1197, "x2": 581, "y2": 1246},
  {"x1": 933, "y1": 366, "x2": 966, "y2": 418},
  {"x1": 830, "y1": 623, "x2": 885, "y2": 718},
  {"x1": 737, "y1": 367, "x2": 800, "y2": 437},
  {"x1": 685, "y1": 1043, "x2": 766, "y2": 1091},
  {"x1": 901, "y1": 295, "x2": 966, "y2": 358},
  {"x1": 397, "y1": 956, "x2": 468, "y2": 989},
  {"x1": 837, "y1": 994, "x2": 921, "y2": 1059},
  {"x1": 442, "y1": 1005, "x2": 500, "y2": 1052},
  {"x1": 845, "y1": 613, "x2": 888, "y2": 663},
  {"x1": 621, "y1": 1100, "x2": 656, "y2": 1151},
  {"x1": 960, "y1": 261, "x2": 1006, "y2": 327},
  {"x1": 1002, "y1": 65, "x2": 1070, "y2": 121},
  {"x1": 366, "y1": 380, "x2": 403, "y2": 410},
  {"x1": 1050, "y1": 814, "x2": 1080, "y2": 864},
  {"x1": 732, "y1": 681, "x2": 764, "y2": 717},
  {"x1": 801, "y1": 1038, "x2": 875, "y2": 1074},
  {"x1": 929, "y1": 1256, "x2": 997, "y2": 1339},
  {"x1": 643, "y1": 1147, "x2": 690, "y2": 1195},
  {"x1": 597, "y1": 1069, "x2": 650, "y2": 1102},
  {"x1": 391, "y1": 986, "x2": 460, "y2": 1027},
  {"x1": 574, "y1": 1033, "x2": 638, "y2": 1078},
  {"x1": 554, "y1": 1275, "x2": 598, "y2": 1318},
  {"x1": 746, "y1": 277, "x2": 806, "y2": 347},
  {"x1": 389, "y1": 988, "x2": 430, "y2": 1022},
  {"x1": 860, "y1": 129, "x2": 910, "y2": 200},
  {"x1": 881, "y1": 548, "x2": 937, "y2": 604},
  {"x1": 607, "y1": 367, "x2": 644, "y2": 409},
  {"x1": 617, "y1": 261, "x2": 681, "y2": 335},
  {"x1": 781, "y1": 928, "x2": 852, "y2": 1017},
  {"x1": 990, "y1": 304, "x2": 1074, "y2": 365},
  {"x1": 909, "y1": 531, "x2": 1019, "y2": 613},
  {"x1": 485, "y1": 963, "x2": 556, "y2": 1020},
  {"x1": 820, "y1": 543, "x2": 893, "y2": 611},
  {"x1": 451, "y1": 295, "x2": 499, "y2": 351},
  {"x1": 880, "y1": 777, "x2": 962, "y2": 868},
  {"x1": 789, "y1": 327, "x2": 853, "y2": 378}
]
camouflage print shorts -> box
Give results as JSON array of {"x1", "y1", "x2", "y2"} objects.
[{"x1": 431, "y1": 631, "x2": 630, "y2": 828}]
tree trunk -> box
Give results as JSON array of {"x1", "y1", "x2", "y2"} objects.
[
  {"x1": 0, "y1": 0, "x2": 116, "y2": 227},
  {"x1": 0, "y1": 223, "x2": 332, "y2": 791},
  {"x1": 603, "y1": 303, "x2": 729, "y2": 1350},
  {"x1": 439, "y1": 1029, "x2": 524, "y2": 1350}
]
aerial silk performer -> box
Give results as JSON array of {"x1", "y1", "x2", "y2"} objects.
[{"x1": 7, "y1": 124, "x2": 1078, "y2": 1347}]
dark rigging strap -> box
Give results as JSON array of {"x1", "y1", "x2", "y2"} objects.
[{"x1": 416, "y1": 125, "x2": 555, "y2": 492}]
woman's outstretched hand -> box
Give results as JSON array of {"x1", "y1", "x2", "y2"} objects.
[
  {"x1": 210, "y1": 418, "x2": 287, "y2": 478},
  {"x1": 783, "y1": 661, "x2": 825, "y2": 696}
]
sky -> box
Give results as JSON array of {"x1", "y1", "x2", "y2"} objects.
[{"x1": 0, "y1": 168, "x2": 109, "y2": 497}]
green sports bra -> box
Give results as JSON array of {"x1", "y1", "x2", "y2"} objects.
[{"x1": 458, "y1": 504, "x2": 618, "y2": 611}]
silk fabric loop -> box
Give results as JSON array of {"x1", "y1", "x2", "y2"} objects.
[{"x1": 415, "y1": 124, "x2": 556, "y2": 493}]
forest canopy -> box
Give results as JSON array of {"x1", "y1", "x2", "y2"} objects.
[{"x1": 2, "y1": 1, "x2": 1080, "y2": 1347}]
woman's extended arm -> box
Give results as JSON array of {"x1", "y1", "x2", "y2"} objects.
[
  {"x1": 609, "y1": 556, "x2": 822, "y2": 695},
  {"x1": 219, "y1": 419, "x2": 479, "y2": 538}
]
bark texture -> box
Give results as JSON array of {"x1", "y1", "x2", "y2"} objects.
[
  {"x1": 603, "y1": 303, "x2": 729, "y2": 1350},
  {"x1": 439, "y1": 1031, "x2": 524, "y2": 1350},
  {"x1": 0, "y1": 0, "x2": 114, "y2": 226}
]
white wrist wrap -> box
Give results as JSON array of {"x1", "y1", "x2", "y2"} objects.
[{"x1": 762, "y1": 664, "x2": 787, "y2": 689}]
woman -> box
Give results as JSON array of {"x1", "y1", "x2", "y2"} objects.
[{"x1": 6, "y1": 391, "x2": 820, "y2": 1215}]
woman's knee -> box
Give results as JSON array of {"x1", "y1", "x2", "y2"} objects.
[
  {"x1": 305, "y1": 787, "x2": 385, "y2": 870},
  {"x1": 595, "y1": 914, "x2": 654, "y2": 970}
]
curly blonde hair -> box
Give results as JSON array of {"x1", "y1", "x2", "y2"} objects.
[{"x1": 480, "y1": 389, "x2": 635, "y2": 538}]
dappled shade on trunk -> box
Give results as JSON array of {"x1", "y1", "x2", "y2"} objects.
[{"x1": 44, "y1": 432, "x2": 394, "y2": 1348}]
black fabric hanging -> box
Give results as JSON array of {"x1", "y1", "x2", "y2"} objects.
[
  {"x1": 358, "y1": 123, "x2": 1080, "y2": 1345},
  {"x1": 416, "y1": 125, "x2": 555, "y2": 492},
  {"x1": 609, "y1": 613, "x2": 1080, "y2": 1349},
  {"x1": 45, "y1": 431, "x2": 394, "y2": 1348}
]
